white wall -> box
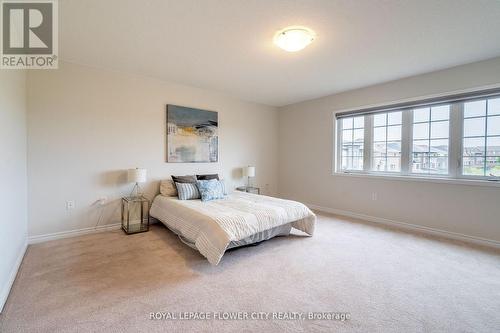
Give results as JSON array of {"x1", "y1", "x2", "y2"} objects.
[
  {"x1": 278, "y1": 57, "x2": 500, "y2": 243},
  {"x1": 27, "y1": 62, "x2": 278, "y2": 237},
  {"x1": 0, "y1": 71, "x2": 28, "y2": 312}
]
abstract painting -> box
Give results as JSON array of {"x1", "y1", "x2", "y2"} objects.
[{"x1": 166, "y1": 105, "x2": 218, "y2": 163}]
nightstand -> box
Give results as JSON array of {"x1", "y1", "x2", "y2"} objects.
[
  {"x1": 236, "y1": 186, "x2": 260, "y2": 194},
  {"x1": 121, "y1": 196, "x2": 150, "y2": 234}
]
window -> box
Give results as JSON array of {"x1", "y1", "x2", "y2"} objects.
[
  {"x1": 412, "y1": 105, "x2": 449, "y2": 175},
  {"x1": 372, "y1": 111, "x2": 402, "y2": 172},
  {"x1": 340, "y1": 116, "x2": 364, "y2": 171},
  {"x1": 462, "y1": 98, "x2": 500, "y2": 177},
  {"x1": 335, "y1": 88, "x2": 500, "y2": 182}
]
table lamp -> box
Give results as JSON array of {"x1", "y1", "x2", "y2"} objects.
[
  {"x1": 128, "y1": 168, "x2": 147, "y2": 198},
  {"x1": 242, "y1": 166, "x2": 255, "y2": 188}
]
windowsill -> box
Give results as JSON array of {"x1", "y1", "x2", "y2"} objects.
[{"x1": 332, "y1": 171, "x2": 500, "y2": 187}]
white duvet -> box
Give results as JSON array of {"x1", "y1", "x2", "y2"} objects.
[{"x1": 150, "y1": 191, "x2": 316, "y2": 265}]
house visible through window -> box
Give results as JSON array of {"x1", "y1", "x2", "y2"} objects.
[
  {"x1": 412, "y1": 105, "x2": 449, "y2": 175},
  {"x1": 336, "y1": 89, "x2": 500, "y2": 181},
  {"x1": 463, "y1": 98, "x2": 500, "y2": 177},
  {"x1": 340, "y1": 116, "x2": 364, "y2": 171},
  {"x1": 372, "y1": 111, "x2": 402, "y2": 172}
]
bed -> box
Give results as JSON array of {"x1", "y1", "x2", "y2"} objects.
[{"x1": 149, "y1": 191, "x2": 316, "y2": 265}]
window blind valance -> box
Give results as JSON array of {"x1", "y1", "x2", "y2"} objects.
[{"x1": 335, "y1": 87, "x2": 500, "y2": 119}]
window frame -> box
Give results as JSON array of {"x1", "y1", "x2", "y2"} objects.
[
  {"x1": 409, "y1": 103, "x2": 451, "y2": 177},
  {"x1": 334, "y1": 87, "x2": 500, "y2": 186},
  {"x1": 458, "y1": 97, "x2": 500, "y2": 181},
  {"x1": 338, "y1": 116, "x2": 365, "y2": 171},
  {"x1": 371, "y1": 111, "x2": 403, "y2": 174}
]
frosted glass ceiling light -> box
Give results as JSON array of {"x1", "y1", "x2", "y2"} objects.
[{"x1": 273, "y1": 26, "x2": 316, "y2": 52}]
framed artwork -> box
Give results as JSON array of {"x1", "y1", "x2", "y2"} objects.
[{"x1": 166, "y1": 104, "x2": 218, "y2": 163}]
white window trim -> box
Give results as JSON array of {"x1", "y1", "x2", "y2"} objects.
[
  {"x1": 332, "y1": 84, "x2": 500, "y2": 187},
  {"x1": 331, "y1": 170, "x2": 500, "y2": 187}
]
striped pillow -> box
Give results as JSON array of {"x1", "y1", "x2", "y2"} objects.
[{"x1": 175, "y1": 182, "x2": 200, "y2": 200}]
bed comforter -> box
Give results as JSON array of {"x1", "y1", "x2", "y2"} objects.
[{"x1": 150, "y1": 191, "x2": 316, "y2": 265}]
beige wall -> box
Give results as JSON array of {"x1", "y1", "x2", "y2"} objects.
[
  {"x1": 24, "y1": 56, "x2": 500, "y2": 243},
  {"x1": 278, "y1": 57, "x2": 500, "y2": 242},
  {"x1": 27, "y1": 62, "x2": 278, "y2": 237},
  {"x1": 0, "y1": 71, "x2": 27, "y2": 311}
]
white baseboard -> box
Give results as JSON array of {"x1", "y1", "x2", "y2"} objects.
[
  {"x1": 0, "y1": 239, "x2": 28, "y2": 313},
  {"x1": 308, "y1": 204, "x2": 500, "y2": 249},
  {"x1": 28, "y1": 223, "x2": 122, "y2": 244}
]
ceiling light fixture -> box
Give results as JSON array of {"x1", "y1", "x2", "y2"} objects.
[{"x1": 273, "y1": 26, "x2": 316, "y2": 52}]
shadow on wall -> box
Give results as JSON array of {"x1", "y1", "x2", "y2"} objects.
[
  {"x1": 89, "y1": 169, "x2": 137, "y2": 228},
  {"x1": 87, "y1": 198, "x2": 121, "y2": 228},
  {"x1": 93, "y1": 170, "x2": 164, "y2": 226},
  {"x1": 142, "y1": 181, "x2": 161, "y2": 200},
  {"x1": 232, "y1": 167, "x2": 243, "y2": 180},
  {"x1": 98, "y1": 170, "x2": 128, "y2": 187},
  {"x1": 97, "y1": 169, "x2": 159, "y2": 197}
]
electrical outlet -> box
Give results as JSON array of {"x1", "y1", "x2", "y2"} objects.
[
  {"x1": 66, "y1": 200, "x2": 75, "y2": 210},
  {"x1": 371, "y1": 192, "x2": 378, "y2": 201}
]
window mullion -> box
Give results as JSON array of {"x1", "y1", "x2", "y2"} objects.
[
  {"x1": 449, "y1": 103, "x2": 463, "y2": 178},
  {"x1": 364, "y1": 115, "x2": 373, "y2": 172},
  {"x1": 385, "y1": 118, "x2": 388, "y2": 170},
  {"x1": 401, "y1": 109, "x2": 412, "y2": 175},
  {"x1": 484, "y1": 102, "x2": 489, "y2": 176},
  {"x1": 336, "y1": 118, "x2": 343, "y2": 172}
]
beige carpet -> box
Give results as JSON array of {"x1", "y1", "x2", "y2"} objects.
[{"x1": 1, "y1": 213, "x2": 499, "y2": 332}]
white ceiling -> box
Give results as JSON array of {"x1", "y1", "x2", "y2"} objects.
[{"x1": 60, "y1": 0, "x2": 500, "y2": 107}]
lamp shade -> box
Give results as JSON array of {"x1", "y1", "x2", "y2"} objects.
[
  {"x1": 127, "y1": 168, "x2": 147, "y2": 183},
  {"x1": 242, "y1": 166, "x2": 255, "y2": 178}
]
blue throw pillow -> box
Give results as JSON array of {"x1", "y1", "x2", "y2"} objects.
[
  {"x1": 175, "y1": 182, "x2": 201, "y2": 200},
  {"x1": 196, "y1": 179, "x2": 226, "y2": 202}
]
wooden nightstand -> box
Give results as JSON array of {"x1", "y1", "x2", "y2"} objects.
[
  {"x1": 121, "y1": 196, "x2": 150, "y2": 234},
  {"x1": 236, "y1": 186, "x2": 260, "y2": 194}
]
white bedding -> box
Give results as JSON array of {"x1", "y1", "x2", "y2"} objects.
[{"x1": 150, "y1": 191, "x2": 316, "y2": 265}]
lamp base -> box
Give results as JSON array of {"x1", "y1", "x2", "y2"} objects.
[
  {"x1": 129, "y1": 183, "x2": 142, "y2": 198},
  {"x1": 247, "y1": 177, "x2": 253, "y2": 188}
]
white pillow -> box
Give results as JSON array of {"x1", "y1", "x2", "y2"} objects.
[{"x1": 160, "y1": 179, "x2": 178, "y2": 197}]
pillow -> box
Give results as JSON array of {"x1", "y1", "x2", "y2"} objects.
[
  {"x1": 219, "y1": 179, "x2": 228, "y2": 195},
  {"x1": 196, "y1": 179, "x2": 226, "y2": 202},
  {"x1": 196, "y1": 174, "x2": 219, "y2": 180},
  {"x1": 171, "y1": 175, "x2": 197, "y2": 193},
  {"x1": 160, "y1": 179, "x2": 178, "y2": 197},
  {"x1": 175, "y1": 182, "x2": 201, "y2": 200},
  {"x1": 171, "y1": 175, "x2": 197, "y2": 184}
]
